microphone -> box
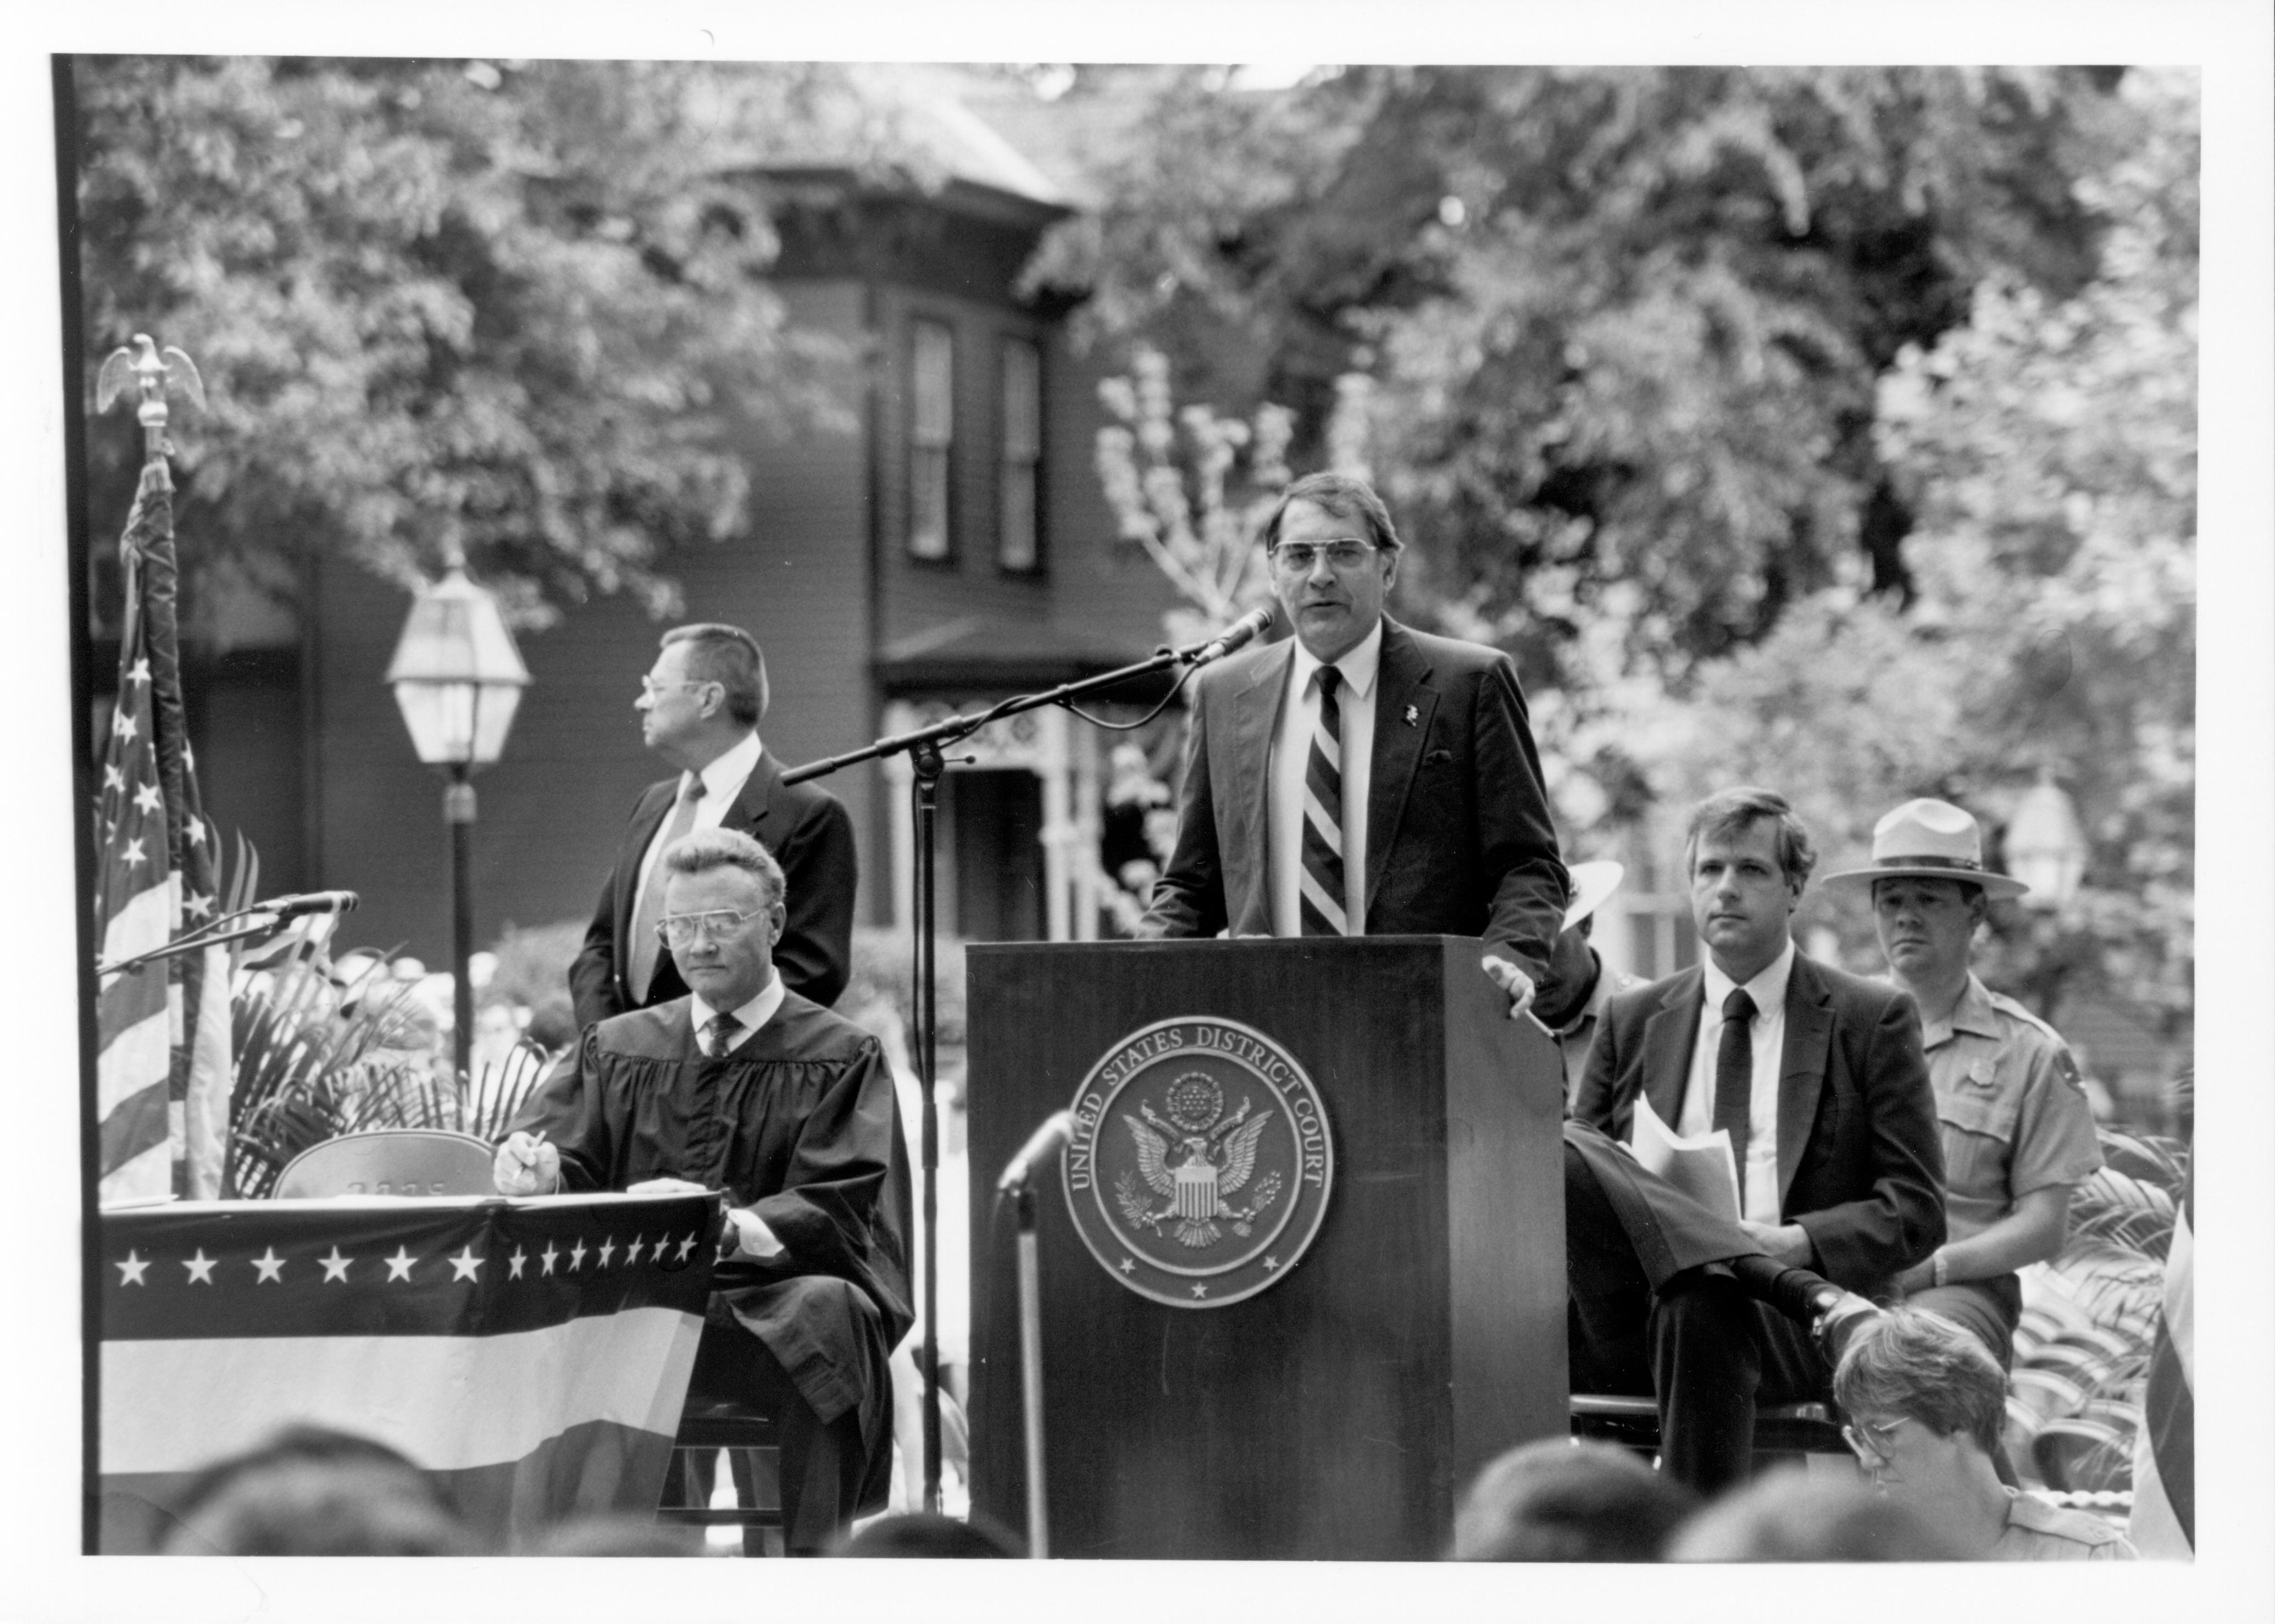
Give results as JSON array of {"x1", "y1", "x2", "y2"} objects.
[
  {"x1": 996, "y1": 1110, "x2": 1075, "y2": 1196},
  {"x1": 251, "y1": 890, "x2": 361, "y2": 918},
  {"x1": 1189, "y1": 605, "x2": 1275, "y2": 667}
]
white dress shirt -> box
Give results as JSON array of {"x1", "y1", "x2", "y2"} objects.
[
  {"x1": 1678, "y1": 937, "x2": 1797, "y2": 1224},
  {"x1": 631, "y1": 728, "x2": 765, "y2": 917},
  {"x1": 690, "y1": 971, "x2": 787, "y2": 1257},
  {"x1": 689, "y1": 972, "x2": 785, "y2": 1057},
  {"x1": 1269, "y1": 622, "x2": 1382, "y2": 936}
]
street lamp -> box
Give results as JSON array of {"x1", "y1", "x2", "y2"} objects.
[
  {"x1": 385, "y1": 562, "x2": 531, "y2": 1081},
  {"x1": 2005, "y1": 771, "x2": 2089, "y2": 908}
]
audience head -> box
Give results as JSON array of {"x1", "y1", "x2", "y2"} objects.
[
  {"x1": 1833, "y1": 1305, "x2": 2010, "y2": 1504},
  {"x1": 1667, "y1": 1467, "x2": 1960, "y2": 1562},
  {"x1": 159, "y1": 1424, "x2": 473, "y2": 1556},
  {"x1": 1450, "y1": 1438, "x2": 1698, "y2": 1561},
  {"x1": 833, "y1": 1510, "x2": 1023, "y2": 1558},
  {"x1": 524, "y1": 1512, "x2": 706, "y2": 1557}
]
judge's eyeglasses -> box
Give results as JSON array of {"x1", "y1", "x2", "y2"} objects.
[{"x1": 656, "y1": 907, "x2": 766, "y2": 948}]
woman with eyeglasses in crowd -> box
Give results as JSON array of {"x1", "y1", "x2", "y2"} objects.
[{"x1": 1833, "y1": 1306, "x2": 2138, "y2": 1560}]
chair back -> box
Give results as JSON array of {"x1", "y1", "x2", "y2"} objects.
[{"x1": 275, "y1": 1129, "x2": 497, "y2": 1199}]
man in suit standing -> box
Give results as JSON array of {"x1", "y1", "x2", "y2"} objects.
[
  {"x1": 1566, "y1": 787, "x2": 1945, "y2": 1492},
  {"x1": 1138, "y1": 472, "x2": 1573, "y2": 1016},
  {"x1": 570, "y1": 623, "x2": 857, "y2": 1029}
]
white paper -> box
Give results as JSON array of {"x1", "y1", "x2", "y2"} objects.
[{"x1": 1629, "y1": 1095, "x2": 1742, "y2": 1223}]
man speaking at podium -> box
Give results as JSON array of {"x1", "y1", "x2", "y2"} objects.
[
  {"x1": 498, "y1": 828, "x2": 911, "y2": 1554},
  {"x1": 1138, "y1": 473, "x2": 1572, "y2": 1016}
]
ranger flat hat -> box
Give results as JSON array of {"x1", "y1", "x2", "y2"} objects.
[
  {"x1": 1821, "y1": 797, "x2": 2028, "y2": 900},
  {"x1": 1562, "y1": 860, "x2": 1627, "y2": 930}
]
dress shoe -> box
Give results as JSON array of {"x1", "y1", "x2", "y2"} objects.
[{"x1": 1806, "y1": 1284, "x2": 1883, "y2": 1366}]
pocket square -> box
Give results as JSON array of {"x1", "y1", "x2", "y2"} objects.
[{"x1": 1426, "y1": 748, "x2": 1454, "y2": 765}]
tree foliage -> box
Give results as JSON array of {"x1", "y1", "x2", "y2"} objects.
[
  {"x1": 1053, "y1": 65, "x2": 2192, "y2": 1023},
  {"x1": 76, "y1": 56, "x2": 911, "y2": 628},
  {"x1": 1033, "y1": 65, "x2": 2136, "y2": 701},
  {"x1": 1643, "y1": 71, "x2": 2196, "y2": 1022}
]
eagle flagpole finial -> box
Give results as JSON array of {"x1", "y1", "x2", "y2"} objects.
[{"x1": 96, "y1": 333, "x2": 204, "y2": 464}]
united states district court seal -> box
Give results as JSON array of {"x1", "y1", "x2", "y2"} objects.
[{"x1": 1062, "y1": 1016, "x2": 1334, "y2": 1308}]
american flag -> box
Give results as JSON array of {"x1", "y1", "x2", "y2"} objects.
[
  {"x1": 2129, "y1": 1169, "x2": 2194, "y2": 1557},
  {"x1": 95, "y1": 458, "x2": 234, "y2": 1203}
]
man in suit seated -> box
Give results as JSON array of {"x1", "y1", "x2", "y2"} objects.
[
  {"x1": 1138, "y1": 471, "x2": 1575, "y2": 1017},
  {"x1": 1566, "y1": 787, "x2": 1945, "y2": 1492},
  {"x1": 499, "y1": 828, "x2": 909, "y2": 1554},
  {"x1": 570, "y1": 622, "x2": 856, "y2": 1028}
]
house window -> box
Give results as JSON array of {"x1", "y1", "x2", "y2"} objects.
[
  {"x1": 909, "y1": 318, "x2": 955, "y2": 561},
  {"x1": 998, "y1": 336, "x2": 1043, "y2": 573}
]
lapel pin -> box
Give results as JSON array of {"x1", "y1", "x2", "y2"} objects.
[{"x1": 1403, "y1": 705, "x2": 1419, "y2": 727}]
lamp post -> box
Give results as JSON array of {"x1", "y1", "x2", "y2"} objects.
[
  {"x1": 385, "y1": 562, "x2": 531, "y2": 1082},
  {"x1": 2006, "y1": 771, "x2": 2089, "y2": 908}
]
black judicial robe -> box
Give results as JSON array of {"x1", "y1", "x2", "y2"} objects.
[{"x1": 513, "y1": 992, "x2": 913, "y2": 1472}]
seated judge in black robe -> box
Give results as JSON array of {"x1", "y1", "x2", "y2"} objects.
[{"x1": 497, "y1": 827, "x2": 911, "y2": 1555}]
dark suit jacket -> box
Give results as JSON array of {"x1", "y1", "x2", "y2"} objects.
[
  {"x1": 1136, "y1": 618, "x2": 1569, "y2": 983},
  {"x1": 1571, "y1": 951, "x2": 1946, "y2": 1295},
  {"x1": 569, "y1": 748, "x2": 857, "y2": 1027}
]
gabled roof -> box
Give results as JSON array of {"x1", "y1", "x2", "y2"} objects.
[{"x1": 723, "y1": 64, "x2": 1077, "y2": 224}]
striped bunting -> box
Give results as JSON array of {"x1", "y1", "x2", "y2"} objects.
[{"x1": 97, "y1": 1191, "x2": 715, "y2": 1552}]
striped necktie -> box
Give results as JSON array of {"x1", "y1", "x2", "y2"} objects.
[
  {"x1": 628, "y1": 776, "x2": 704, "y2": 1002},
  {"x1": 703, "y1": 1012, "x2": 742, "y2": 1058},
  {"x1": 1297, "y1": 666, "x2": 1349, "y2": 936}
]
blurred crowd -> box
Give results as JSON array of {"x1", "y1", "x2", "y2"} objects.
[{"x1": 154, "y1": 1306, "x2": 2128, "y2": 1563}]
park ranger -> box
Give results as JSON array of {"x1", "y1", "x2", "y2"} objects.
[{"x1": 1824, "y1": 798, "x2": 2102, "y2": 1366}]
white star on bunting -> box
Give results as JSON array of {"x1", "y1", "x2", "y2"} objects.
[
  {"x1": 541, "y1": 1242, "x2": 559, "y2": 1275},
  {"x1": 183, "y1": 1250, "x2": 217, "y2": 1285},
  {"x1": 252, "y1": 1248, "x2": 286, "y2": 1283},
  {"x1": 1190, "y1": 1284, "x2": 1208, "y2": 1299},
  {"x1": 448, "y1": 1246, "x2": 484, "y2": 1282},
  {"x1": 1119, "y1": 1258, "x2": 1135, "y2": 1274},
  {"x1": 126, "y1": 657, "x2": 151, "y2": 686},
  {"x1": 115, "y1": 1251, "x2": 149, "y2": 1287},
  {"x1": 508, "y1": 1248, "x2": 527, "y2": 1279},
  {"x1": 319, "y1": 1248, "x2": 353, "y2": 1282},
  {"x1": 184, "y1": 893, "x2": 213, "y2": 919},
  {"x1": 385, "y1": 1248, "x2": 418, "y2": 1282},
  {"x1": 596, "y1": 1237, "x2": 616, "y2": 1268},
  {"x1": 133, "y1": 783, "x2": 162, "y2": 816},
  {"x1": 122, "y1": 837, "x2": 146, "y2": 867},
  {"x1": 114, "y1": 711, "x2": 137, "y2": 740},
  {"x1": 1263, "y1": 1257, "x2": 1279, "y2": 1272},
  {"x1": 103, "y1": 764, "x2": 125, "y2": 792},
  {"x1": 567, "y1": 1239, "x2": 586, "y2": 1271},
  {"x1": 675, "y1": 1233, "x2": 698, "y2": 1262}
]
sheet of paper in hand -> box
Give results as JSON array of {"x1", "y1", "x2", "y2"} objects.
[{"x1": 1629, "y1": 1096, "x2": 1740, "y2": 1223}]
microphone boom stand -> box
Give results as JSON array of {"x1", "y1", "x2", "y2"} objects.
[{"x1": 782, "y1": 633, "x2": 1230, "y2": 1512}]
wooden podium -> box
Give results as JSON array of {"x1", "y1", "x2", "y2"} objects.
[{"x1": 965, "y1": 937, "x2": 1568, "y2": 1560}]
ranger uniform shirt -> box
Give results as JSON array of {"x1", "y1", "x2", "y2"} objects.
[
  {"x1": 1991, "y1": 1489, "x2": 2138, "y2": 1560},
  {"x1": 1922, "y1": 974, "x2": 2102, "y2": 1243}
]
